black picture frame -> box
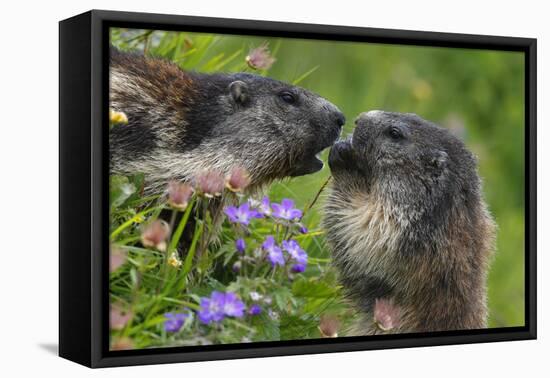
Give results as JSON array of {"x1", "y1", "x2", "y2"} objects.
[{"x1": 59, "y1": 9, "x2": 537, "y2": 368}]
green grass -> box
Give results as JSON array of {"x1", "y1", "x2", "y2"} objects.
[{"x1": 108, "y1": 28, "x2": 526, "y2": 349}]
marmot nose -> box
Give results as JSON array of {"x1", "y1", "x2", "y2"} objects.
[{"x1": 335, "y1": 112, "x2": 346, "y2": 128}]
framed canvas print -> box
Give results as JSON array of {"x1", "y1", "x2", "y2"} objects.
[{"x1": 59, "y1": 10, "x2": 537, "y2": 368}]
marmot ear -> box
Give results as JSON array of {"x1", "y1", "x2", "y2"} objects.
[
  {"x1": 429, "y1": 150, "x2": 448, "y2": 175},
  {"x1": 229, "y1": 80, "x2": 249, "y2": 104}
]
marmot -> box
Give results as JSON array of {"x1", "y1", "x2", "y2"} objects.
[
  {"x1": 109, "y1": 48, "x2": 345, "y2": 193},
  {"x1": 324, "y1": 110, "x2": 496, "y2": 334}
]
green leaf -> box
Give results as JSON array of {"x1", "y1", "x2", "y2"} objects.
[
  {"x1": 280, "y1": 314, "x2": 317, "y2": 340},
  {"x1": 110, "y1": 175, "x2": 136, "y2": 209},
  {"x1": 180, "y1": 219, "x2": 204, "y2": 286},
  {"x1": 272, "y1": 286, "x2": 293, "y2": 311},
  {"x1": 167, "y1": 197, "x2": 196, "y2": 253},
  {"x1": 292, "y1": 277, "x2": 337, "y2": 298}
]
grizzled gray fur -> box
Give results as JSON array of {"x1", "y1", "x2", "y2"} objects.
[
  {"x1": 109, "y1": 48, "x2": 345, "y2": 193},
  {"x1": 324, "y1": 110, "x2": 496, "y2": 334}
]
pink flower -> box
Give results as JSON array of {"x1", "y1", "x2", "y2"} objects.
[
  {"x1": 141, "y1": 220, "x2": 170, "y2": 251},
  {"x1": 373, "y1": 298, "x2": 401, "y2": 331},
  {"x1": 194, "y1": 170, "x2": 225, "y2": 198},
  {"x1": 245, "y1": 43, "x2": 276, "y2": 70},
  {"x1": 167, "y1": 180, "x2": 194, "y2": 210},
  {"x1": 110, "y1": 303, "x2": 132, "y2": 331},
  {"x1": 109, "y1": 246, "x2": 127, "y2": 272},
  {"x1": 225, "y1": 167, "x2": 251, "y2": 193}
]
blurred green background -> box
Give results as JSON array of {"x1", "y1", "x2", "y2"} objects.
[{"x1": 112, "y1": 28, "x2": 525, "y2": 328}]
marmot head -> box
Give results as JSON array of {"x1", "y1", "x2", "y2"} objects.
[
  {"x1": 325, "y1": 110, "x2": 494, "y2": 295},
  {"x1": 328, "y1": 110, "x2": 480, "y2": 230},
  {"x1": 110, "y1": 49, "x2": 345, "y2": 192},
  {"x1": 183, "y1": 72, "x2": 345, "y2": 183}
]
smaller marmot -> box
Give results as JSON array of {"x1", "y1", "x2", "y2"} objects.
[
  {"x1": 109, "y1": 48, "x2": 345, "y2": 194},
  {"x1": 324, "y1": 110, "x2": 496, "y2": 334}
]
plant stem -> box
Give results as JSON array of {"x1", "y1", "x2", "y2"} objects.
[{"x1": 302, "y1": 175, "x2": 332, "y2": 219}]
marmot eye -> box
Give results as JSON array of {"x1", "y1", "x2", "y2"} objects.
[
  {"x1": 279, "y1": 91, "x2": 296, "y2": 104},
  {"x1": 389, "y1": 127, "x2": 403, "y2": 140}
]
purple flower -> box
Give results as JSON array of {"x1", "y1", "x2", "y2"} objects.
[
  {"x1": 271, "y1": 199, "x2": 302, "y2": 221},
  {"x1": 235, "y1": 238, "x2": 246, "y2": 253},
  {"x1": 223, "y1": 292, "x2": 245, "y2": 318},
  {"x1": 291, "y1": 263, "x2": 306, "y2": 273},
  {"x1": 248, "y1": 196, "x2": 271, "y2": 216},
  {"x1": 248, "y1": 304, "x2": 262, "y2": 316},
  {"x1": 263, "y1": 236, "x2": 285, "y2": 266},
  {"x1": 197, "y1": 291, "x2": 246, "y2": 324},
  {"x1": 298, "y1": 225, "x2": 308, "y2": 234},
  {"x1": 282, "y1": 240, "x2": 308, "y2": 264},
  {"x1": 225, "y1": 203, "x2": 261, "y2": 225},
  {"x1": 198, "y1": 291, "x2": 226, "y2": 324},
  {"x1": 259, "y1": 196, "x2": 271, "y2": 215},
  {"x1": 164, "y1": 312, "x2": 189, "y2": 332}
]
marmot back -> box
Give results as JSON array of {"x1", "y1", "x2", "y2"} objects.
[
  {"x1": 109, "y1": 48, "x2": 345, "y2": 193},
  {"x1": 324, "y1": 110, "x2": 496, "y2": 334}
]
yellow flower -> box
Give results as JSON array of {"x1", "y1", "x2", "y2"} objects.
[
  {"x1": 109, "y1": 109, "x2": 128, "y2": 125},
  {"x1": 168, "y1": 252, "x2": 182, "y2": 268}
]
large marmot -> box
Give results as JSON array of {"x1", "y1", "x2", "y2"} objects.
[
  {"x1": 324, "y1": 110, "x2": 496, "y2": 334},
  {"x1": 109, "y1": 48, "x2": 345, "y2": 193}
]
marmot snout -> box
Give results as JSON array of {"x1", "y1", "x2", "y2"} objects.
[{"x1": 324, "y1": 110, "x2": 496, "y2": 335}]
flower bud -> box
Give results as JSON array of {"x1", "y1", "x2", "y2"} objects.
[
  {"x1": 245, "y1": 43, "x2": 276, "y2": 70},
  {"x1": 141, "y1": 220, "x2": 170, "y2": 252},
  {"x1": 167, "y1": 180, "x2": 193, "y2": 211},
  {"x1": 248, "y1": 304, "x2": 262, "y2": 316},
  {"x1": 110, "y1": 303, "x2": 132, "y2": 331},
  {"x1": 235, "y1": 238, "x2": 246, "y2": 253},
  {"x1": 111, "y1": 337, "x2": 134, "y2": 351},
  {"x1": 373, "y1": 298, "x2": 401, "y2": 331},
  {"x1": 110, "y1": 245, "x2": 127, "y2": 272},
  {"x1": 194, "y1": 170, "x2": 225, "y2": 198},
  {"x1": 232, "y1": 261, "x2": 242, "y2": 273},
  {"x1": 225, "y1": 167, "x2": 251, "y2": 193},
  {"x1": 319, "y1": 315, "x2": 340, "y2": 338}
]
